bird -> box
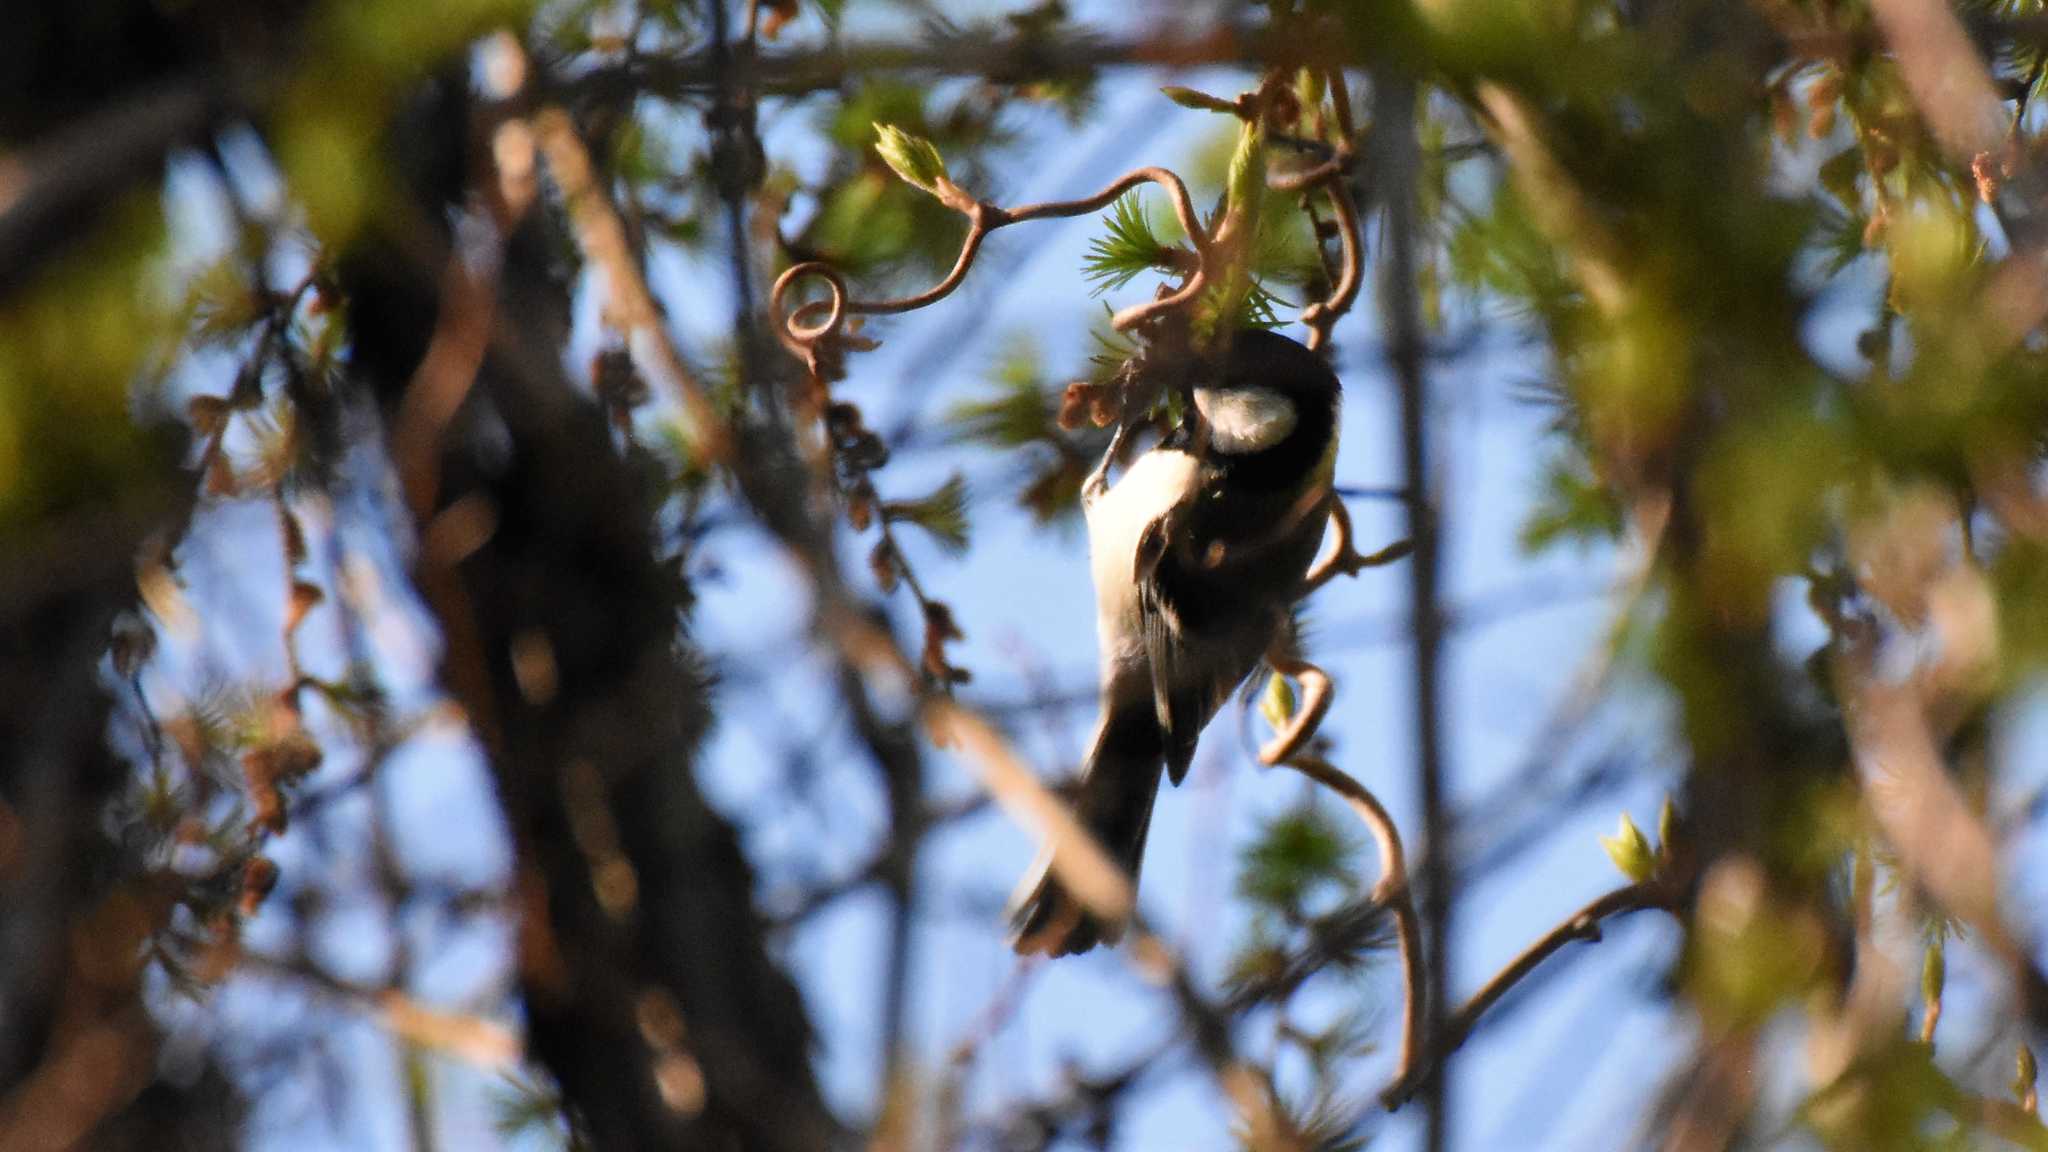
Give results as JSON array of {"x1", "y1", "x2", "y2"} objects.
[{"x1": 1008, "y1": 327, "x2": 1341, "y2": 956}]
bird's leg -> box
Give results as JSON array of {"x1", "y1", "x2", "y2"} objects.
[
  {"x1": 1258, "y1": 654, "x2": 1333, "y2": 766},
  {"x1": 1082, "y1": 419, "x2": 1134, "y2": 506},
  {"x1": 1300, "y1": 495, "x2": 1413, "y2": 596}
]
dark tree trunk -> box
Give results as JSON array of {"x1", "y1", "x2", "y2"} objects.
[{"x1": 343, "y1": 81, "x2": 835, "y2": 1152}]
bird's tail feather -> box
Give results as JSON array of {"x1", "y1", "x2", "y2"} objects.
[{"x1": 1008, "y1": 698, "x2": 1163, "y2": 956}]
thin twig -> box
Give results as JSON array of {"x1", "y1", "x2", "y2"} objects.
[
  {"x1": 605, "y1": 23, "x2": 1279, "y2": 101},
  {"x1": 1381, "y1": 879, "x2": 1674, "y2": 1109},
  {"x1": 230, "y1": 947, "x2": 522, "y2": 1069},
  {"x1": 533, "y1": 106, "x2": 730, "y2": 460},
  {"x1": 771, "y1": 165, "x2": 1208, "y2": 349},
  {"x1": 1300, "y1": 496, "x2": 1413, "y2": 596}
]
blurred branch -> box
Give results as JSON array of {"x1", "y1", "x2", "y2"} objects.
[
  {"x1": 929, "y1": 702, "x2": 1135, "y2": 924},
  {"x1": 533, "y1": 106, "x2": 729, "y2": 461},
  {"x1": 0, "y1": 77, "x2": 237, "y2": 296},
  {"x1": 1865, "y1": 0, "x2": 2048, "y2": 341},
  {"x1": 877, "y1": 677, "x2": 1294, "y2": 1145},
  {"x1": 596, "y1": 23, "x2": 1277, "y2": 101},
  {"x1": 832, "y1": 654, "x2": 928, "y2": 1119},
  {"x1": 1372, "y1": 64, "x2": 1455, "y2": 1150},
  {"x1": 230, "y1": 949, "x2": 521, "y2": 1070}
]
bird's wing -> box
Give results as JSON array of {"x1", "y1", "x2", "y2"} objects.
[
  {"x1": 1135, "y1": 502, "x2": 1256, "y2": 787},
  {"x1": 1133, "y1": 513, "x2": 1205, "y2": 784}
]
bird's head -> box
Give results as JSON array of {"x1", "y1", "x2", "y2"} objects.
[{"x1": 1190, "y1": 328, "x2": 1341, "y2": 459}]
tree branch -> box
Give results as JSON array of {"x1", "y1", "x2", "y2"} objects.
[
  {"x1": 1281, "y1": 754, "x2": 1426, "y2": 1104},
  {"x1": 586, "y1": 23, "x2": 1280, "y2": 102},
  {"x1": 1372, "y1": 64, "x2": 1455, "y2": 1150}
]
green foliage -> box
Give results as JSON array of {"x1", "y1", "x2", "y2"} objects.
[
  {"x1": 804, "y1": 171, "x2": 933, "y2": 272},
  {"x1": 0, "y1": 196, "x2": 178, "y2": 528},
  {"x1": 1200, "y1": 116, "x2": 1273, "y2": 339},
  {"x1": 493, "y1": 1074, "x2": 588, "y2": 1152},
  {"x1": 1082, "y1": 192, "x2": 1184, "y2": 295},
  {"x1": 280, "y1": 0, "x2": 535, "y2": 241},
  {"x1": 1920, "y1": 937, "x2": 1945, "y2": 1014},
  {"x1": 1237, "y1": 801, "x2": 1359, "y2": 913},
  {"x1": 1684, "y1": 865, "x2": 1830, "y2": 1032},
  {"x1": 1519, "y1": 452, "x2": 1625, "y2": 552},
  {"x1": 945, "y1": 335, "x2": 1109, "y2": 529},
  {"x1": 1797, "y1": 1031, "x2": 2039, "y2": 1152},
  {"x1": 883, "y1": 473, "x2": 971, "y2": 554},
  {"x1": 1445, "y1": 182, "x2": 1582, "y2": 329},
  {"x1": 798, "y1": 81, "x2": 1016, "y2": 278}
]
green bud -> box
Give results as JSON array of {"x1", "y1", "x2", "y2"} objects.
[
  {"x1": 1222, "y1": 116, "x2": 1267, "y2": 243},
  {"x1": 1599, "y1": 812, "x2": 1656, "y2": 882},
  {"x1": 874, "y1": 124, "x2": 951, "y2": 199},
  {"x1": 1260, "y1": 671, "x2": 1297, "y2": 731},
  {"x1": 1160, "y1": 85, "x2": 1238, "y2": 114},
  {"x1": 2017, "y1": 1043, "x2": 2038, "y2": 1105},
  {"x1": 1201, "y1": 114, "x2": 1268, "y2": 334}
]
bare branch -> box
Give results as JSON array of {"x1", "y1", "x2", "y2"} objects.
[
  {"x1": 770, "y1": 164, "x2": 1208, "y2": 353},
  {"x1": 1281, "y1": 754, "x2": 1427, "y2": 1105},
  {"x1": 1381, "y1": 879, "x2": 1675, "y2": 1109}
]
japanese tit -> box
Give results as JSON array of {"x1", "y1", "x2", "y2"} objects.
[{"x1": 1009, "y1": 328, "x2": 1341, "y2": 956}]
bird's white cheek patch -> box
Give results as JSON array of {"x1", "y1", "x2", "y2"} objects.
[{"x1": 1194, "y1": 386, "x2": 1297, "y2": 454}]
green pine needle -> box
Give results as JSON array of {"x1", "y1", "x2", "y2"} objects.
[
  {"x1": 1238, "y1": 802, "x2": 1360, "y2": 912},
  {"x1": 1083, "y1": 192, "x2": 1183, "y2": 295},
  {"x1": 884, "y1": 473, "x2": 971, "y2": 554},
  {"x1": 947, "y1": 340, "x2": 1053, "y2": 448}
]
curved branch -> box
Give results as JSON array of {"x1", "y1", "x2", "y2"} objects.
[
  {"x1": 770, "y1": 166, "x2": 1208, "y2": 352},
  {"x1": 1301, "y1": 496, "x2": 1414, "y2": 596},
  {"x1": 1271, "y1": 67, "x2": 1365, "y2": 351},
  {"x1": 1282, "y1": 754, "x2": 1426, "y2": 1104},
  {"x1": 1298, "y1": 166, "x2": 1364, "y2": 352},
  {"x1": 1257, "y1": 658, "x2": 1332, "y2": 767}
]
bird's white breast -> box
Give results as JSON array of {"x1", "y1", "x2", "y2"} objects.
[{"x1": 1085, "y1": 448, "x2": 1200, "y2": 681}]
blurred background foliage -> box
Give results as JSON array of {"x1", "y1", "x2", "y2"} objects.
[{"x1": 9, "y1": 0, "x2": 2048, "y2": 1149}]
